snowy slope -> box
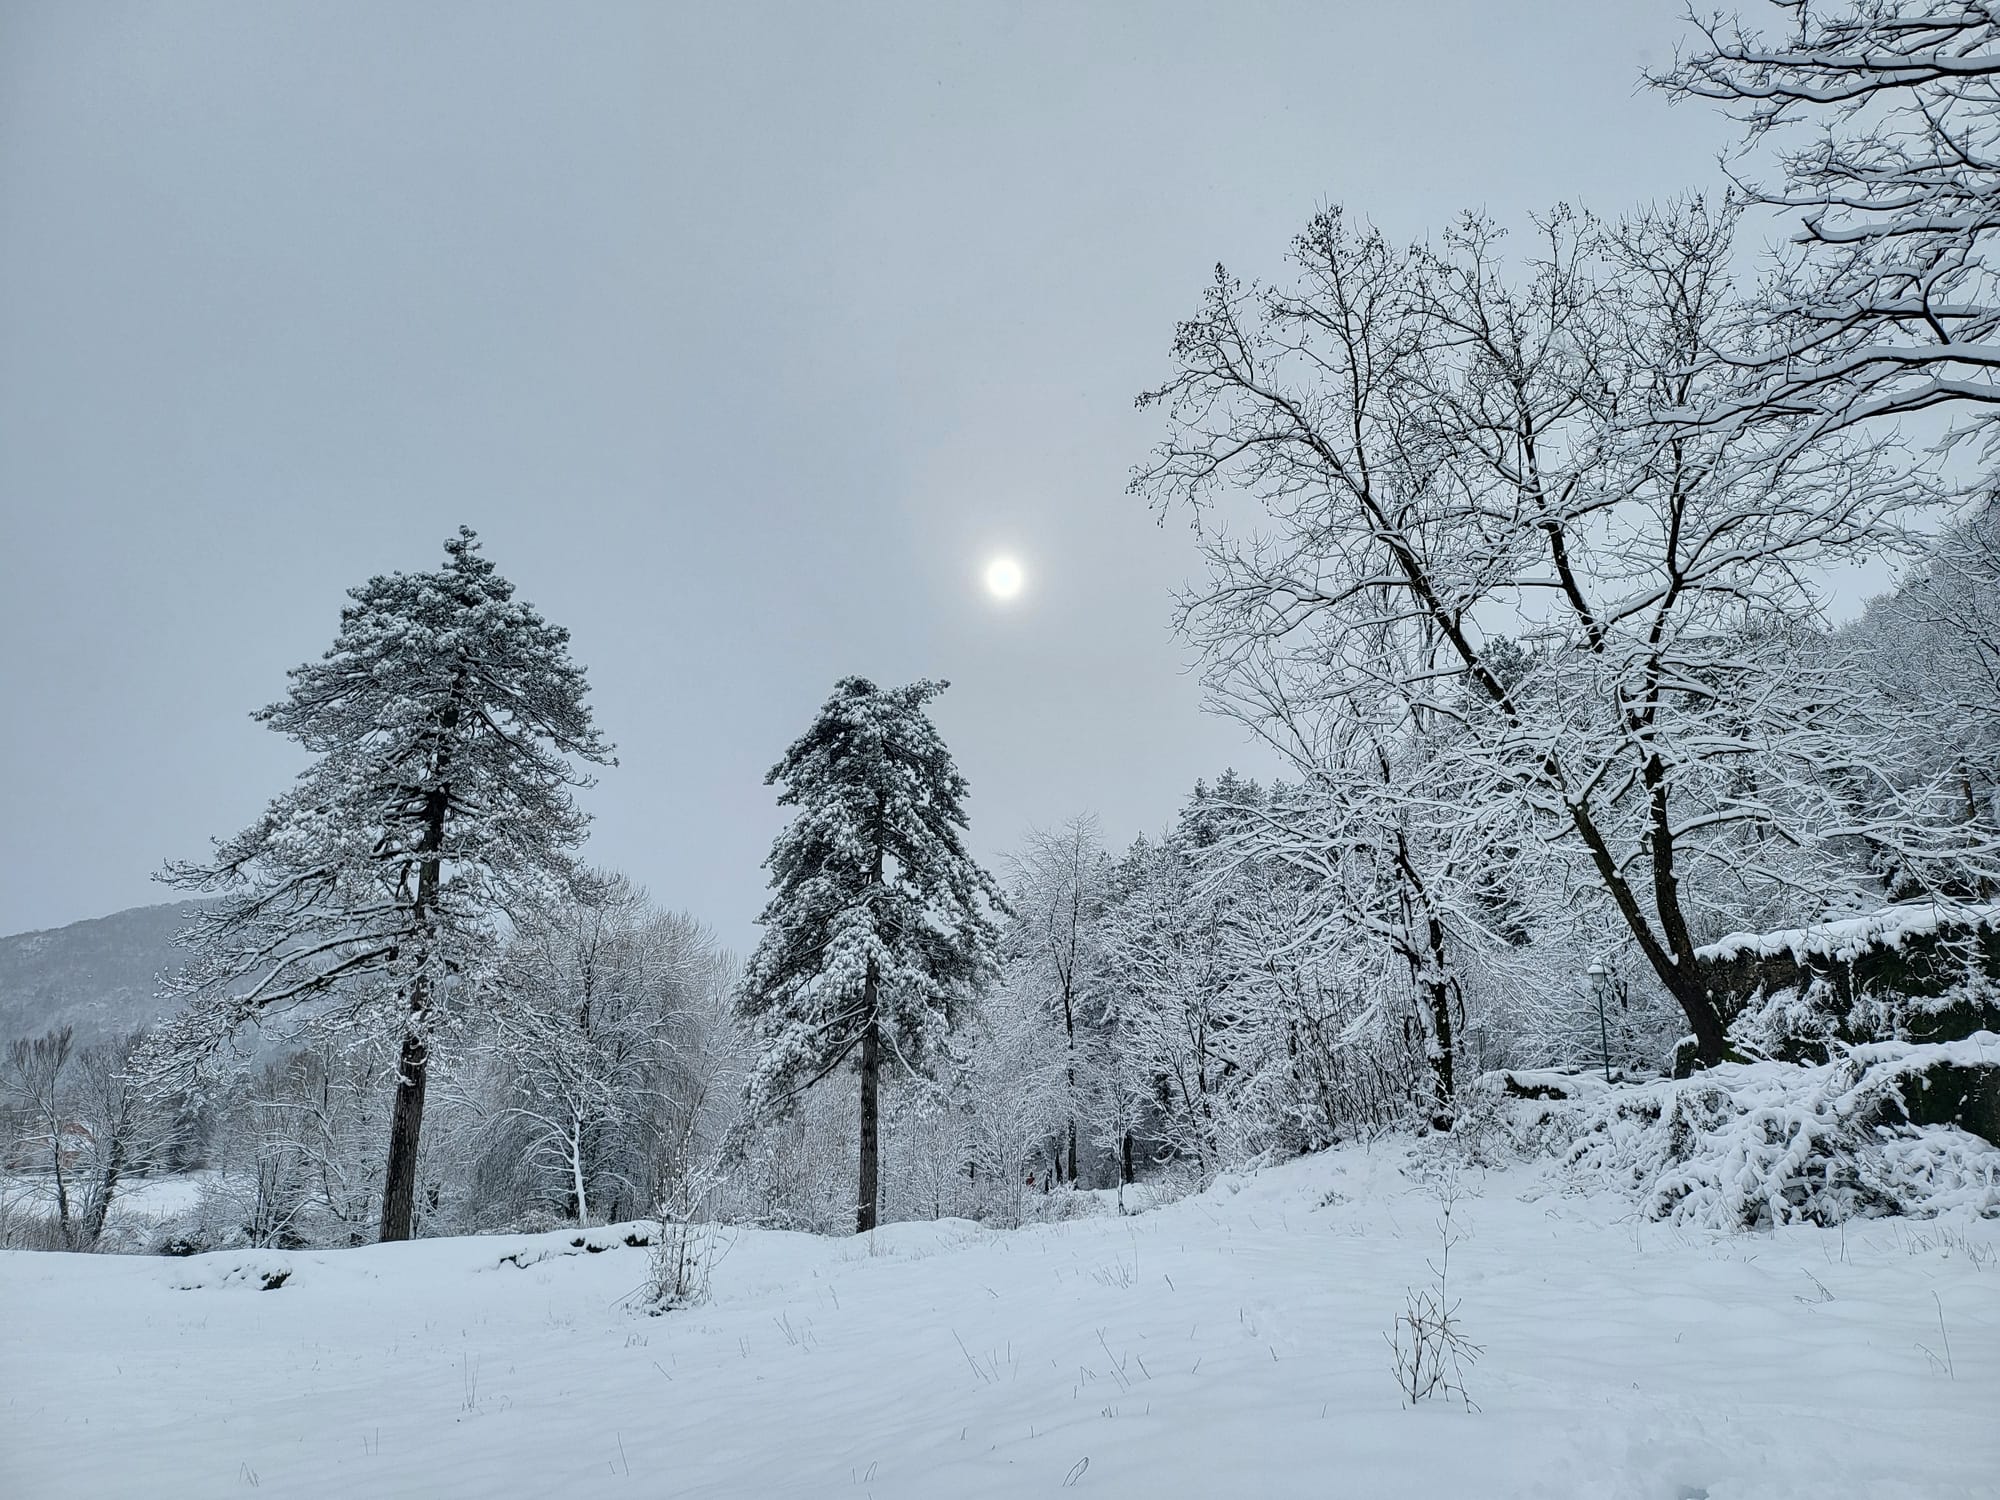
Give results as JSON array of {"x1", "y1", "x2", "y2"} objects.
[{"x1": 3, "y1": 1146, "x2": 1995, "y2": 1500}]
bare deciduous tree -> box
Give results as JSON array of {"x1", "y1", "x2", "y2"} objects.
[
  {"x1": 70, "y1": 1030, "x2": 178, "y2": 1246},
  {"x1": 1004, "y1": 814, "x2": 1113, "y2": 1180},
  {"x1": 1657, "y1": 2, "x2": 2000, "y2": 443},
  {"x1": 1135, "y1": 200, "x2": 1944, "y2": 1067},
  {"x1": 5, "y1": 1027, "x2": 76, "y2": 1244}
]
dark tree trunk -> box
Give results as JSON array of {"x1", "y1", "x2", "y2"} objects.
[
  {"x1": 1566, "y1": 794, "x2": 1729, "y2": 1067},
  {"x1": 856, "y1": 1002, "x2": 880, "y2": 1234},
  {"x1": 1423, "y1": 912, "x2": 1456, "y2": 1131},
  {"x1": 1644, "y1": 760, "x2": 1729, "y2": 1066},
  {"x1": 1394, "y1": 832, "x2": 1459, "y2": 1129},
  {"x1": 1062, "y1": 984, "x2": 1079, "y2": 1184},
  {"x1": 1675, "y1": 972, "x2": 1730, "y2": 1067},
  {"x1": 379, "y1": 1020, "x2": 429, "y2": 1242},
  {"x1": 380, "y1": 773, "x2": 449, "y2": 1244},
  {"x1": 1423, "y1": 978, "x2": 1455, "y2": 1130},
  {"x1": 79, "y1": 1126, "x2": 127, "y2": 1246},
  {"x1": 1121, "y1": 1131, "x2": 1134, "y2": 1186},
  {"x1": 49, "y1": 1138, "x2": 72, "y2": 1244},
  {"x1": 855, "y1": 796, "x2": 887, "y2": 1235},
  {"x1": 378, "y1": 800, "x2": 446, "y2": 1248}
]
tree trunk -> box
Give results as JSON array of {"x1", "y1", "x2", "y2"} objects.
[
  {"x1": 1121, "y1": 1131, "x2": 1134, "y2": 1186},
  {"x1": 1674, "y1": 968, "x2": 1730, "y2": 1068},
  {"x1": 1566, "y1": 798, "x2": 1730, "y2": 1066},
  {"x1": 1423, "y1": 978, "x2": 1456, "y2": 1131},
  {"x1": 79, "y1": 1125, "x2": 127, "y2": 1246},
  {"x1": 856, "y1": 1008, "x2": 880, "y2": 1234},
  {"x1": 48, "y1": 1127, "x2": 72, "y2": 1245},
  {"x1": 380, "y1": 756, "x2": 451, "y2": 1243},
  {"x1": 1062, "y1": 986, "x2": 1079, "y2": 1184},
  {"x1": 378, "y1": 1020, "x2": 429, "y2": 1242},
  {"x1": 1422, "y1": 912, "x2": 1456, "y2": 1131},
  {"x1": 856, "y1": 796, "x2": 887, "y2": 1236}
]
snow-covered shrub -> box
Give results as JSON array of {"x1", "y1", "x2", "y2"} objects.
[
  {"x1": 1413, "y1": 1077, "x2": 1530, "y2": 1174},
  {"x1": 83, "y1": 1207, "x2": 156, "y2": 1256},
  {"x1": 1725, "y1": 973, "x2": 2000, "y2": 1068},
  {"x1": 1457, "y1": 1069, "x2": 1618, "y2": 1165},
  {"x1": 140, "y1": 1177, "x2": 253, "y2": 1255},
  {"x1": 0, "y1": 1202, "x2": 72, "y2": 1252},
  {"x1": 1726, "y1": 979, "x2": 1847, "y2": 1065},
  {"x1": 1019, "y1": 1185, "x2": 1100, "y2": 1225},
  {"x1": 645, "y1": 1176, "x2": 723, "y2": 1312},
  {"x1": 1549, "y1": 1037, "x2": 2000, "y2": 1228},
  {"x1": 956, "y1": 991, "x2": 1068, "y2": 1226},
  {"x1": 642, "y1": 1130, "x2": 731, "y2": 1312},
  {"x1": 880, "y1": 1083, "x2": 974, "y2": 1222},
  {"x1": 644, "y1": 1216, "x2": 717, "y2": 1311}
]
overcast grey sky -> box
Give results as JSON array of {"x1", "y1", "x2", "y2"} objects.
[{"x1": 0, "y1": 1, "x2": 1733, "y2": 945}]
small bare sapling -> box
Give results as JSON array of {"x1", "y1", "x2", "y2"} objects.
[{"x1": 1386, "y1": 1171, "x2": 1481, "y2": 1409}]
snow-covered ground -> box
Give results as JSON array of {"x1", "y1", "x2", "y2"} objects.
[
  {"x1": 97, "y1": 1170, "x2": 212, "y2": 1220},
  {"x1": 3, "y1": 1146, "x2": 1995, "y2": 1500}
]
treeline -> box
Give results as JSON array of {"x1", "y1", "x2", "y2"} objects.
[
  {"x1": 1, "y1": 490, "x2": 1992, "y2": 1249},
  {"x1": 0, "y1": 882, "x2": 738, "y2": 1250}
]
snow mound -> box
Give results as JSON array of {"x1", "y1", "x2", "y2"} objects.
[
  {"x1": 1484, "y1": 1036, "x2": 2000, "y2": 1228},
  {"x1": 490, "y1": 1223, "x2": 656, "y2": 1271},
  {"x1": 167, "y1": 1253, "x2": 301, "y2": 1292}
]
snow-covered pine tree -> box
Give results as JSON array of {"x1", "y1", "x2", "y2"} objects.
[
  {"x1": 738, "y1": 677, "x2": 1004, "y2": 1233},
  {"x1": 152, "y1": 528, "x2": 613, "y2": 1242}
]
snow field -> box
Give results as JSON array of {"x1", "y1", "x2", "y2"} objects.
[{"x1": 2, "y1": 1145, "x2": 1995, "y2": 1499}]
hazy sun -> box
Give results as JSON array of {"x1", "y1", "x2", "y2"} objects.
[{"x1": 983, "y1": 556, "x2": 1024, "y2": 600}]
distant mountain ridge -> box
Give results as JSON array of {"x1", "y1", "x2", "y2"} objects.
[{"x1": 0, "y1": 901, "x2": 194, "y2": 1043}]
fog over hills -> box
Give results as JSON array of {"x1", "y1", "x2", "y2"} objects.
[{"x1": 0, "y1": 902, "x2": 191, "y2": 1043}]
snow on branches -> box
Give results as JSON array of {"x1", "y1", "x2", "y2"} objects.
[
  {"x1": 150, "y1": 528, "x2": 613, "y2": 1241},
  {"x1": 1133, "y1": 198, "x2": 1978, "y2": 1069},
  {"x1": 737, "y1": 677, "x2": 1004, "y2": 1232},
  {"x1": 1657, "y1": 3, "x2": 2000, "y2": 444}
]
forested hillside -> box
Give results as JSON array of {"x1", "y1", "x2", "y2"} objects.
[{"x1": 0, "y1": 903, "x2": 189, "y2": 1044}]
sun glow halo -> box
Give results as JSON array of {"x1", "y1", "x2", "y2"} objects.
[{"x1": 983, "y1": 556, "x2": 1024, "y2": 600}]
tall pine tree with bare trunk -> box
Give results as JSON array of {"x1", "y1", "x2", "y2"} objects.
[
  {"x1": 152, "y1": 528, "x2": 612, "y2": 1242},
  {"x1": 738, "y1": 677, "x2": 1003, "y2": 1233}
]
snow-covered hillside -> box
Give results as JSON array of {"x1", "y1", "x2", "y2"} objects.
[
  {"x1": 4, "y1": 1145, "x2": 1994, "y2": 1500},
  {"x1": 0, "y1": 901, "x2": 192, "y2": 1044}
]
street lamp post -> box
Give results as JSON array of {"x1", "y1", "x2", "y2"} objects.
[{"x1": 1586, "y1": 960, "x2": 1613, "y2": 1084}]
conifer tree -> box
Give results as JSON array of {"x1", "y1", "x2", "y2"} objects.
[
  {"x1": 738, "y1": 677, "x2": 1004, "y2": 1233},
  {"x1": 153, "y1": 528, "x2": 613, "y2": 1242}
]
